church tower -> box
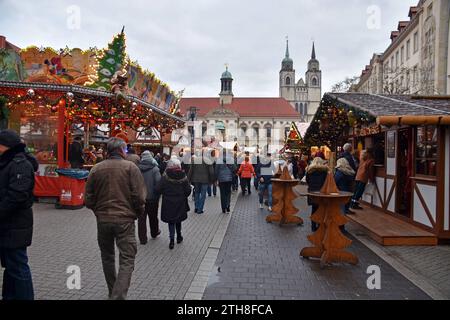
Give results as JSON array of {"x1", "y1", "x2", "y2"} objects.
[
  {"x1": 305, "y1": 42, "x2": 322, "y2": 120},
  {"x1": 279, "y1": 39, "x2": 295, "y2": 102},
  {"x1": 219, "y1": 65, "x2": 233, "y2": 105}
]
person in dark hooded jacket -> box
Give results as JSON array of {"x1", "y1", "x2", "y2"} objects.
[
  {"x1": 155, "y1": 159, "x2": 191, "y2": 250},
  {"x1": 0, "y1": 130, "x2": 38, "y2": 300},
  {"x1": 137, "y1": 151, "x2": 161, "y2": 244}
]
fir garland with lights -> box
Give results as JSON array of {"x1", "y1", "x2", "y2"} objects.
[{"x1": 304, "y1": 94, "x2": 377, "y2": 150}]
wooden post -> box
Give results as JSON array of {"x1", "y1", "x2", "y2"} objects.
[{"x1": 57, "y1": 100, "x2": 66, "y2": 169}]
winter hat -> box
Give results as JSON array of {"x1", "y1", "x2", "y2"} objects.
[
  {"x1": 141, "y1": 150, "x2": 153, "y2": 162},
  {"x1": 306, "y1": 157, "x2": 328, "y2": 173},
  {"x1": 0, "y1": 129, "x2": 22, "y2": 148},
  {"x1": 335, "y1": 158, "x2": 355, "y2": 176},
  {"x1": 166, "y1": 159, "x2": 181, "y2": 170}
]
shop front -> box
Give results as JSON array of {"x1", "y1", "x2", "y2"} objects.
[
  {"x1": 0, "y1": 30, "x2": 184, "y2": 204},
  {"x1": 304, "y1": 93, "x2": 450, "y2": 243}
]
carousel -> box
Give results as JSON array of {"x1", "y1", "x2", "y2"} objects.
[{"x1": 0, "y1": 29, "x2": 184, "y2": 207}]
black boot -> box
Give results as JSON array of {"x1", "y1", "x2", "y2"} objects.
[
  {"x1": 177, "y1": 235, "x2": 184, "y2": 244},
  {"x1": 169, "y1": 240, "x2": 175, "y2": 250}
]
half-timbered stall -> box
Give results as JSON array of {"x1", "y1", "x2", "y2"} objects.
[
  {"x1": 304, "y1": 93, "x2": 450, "y2": 244},
  {"x1": 0, "y1": 30, "x2": 184, "y2": 202}
]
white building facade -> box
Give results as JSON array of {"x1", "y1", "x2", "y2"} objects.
[
  {"x1": 176, "y1": 67, "x2": 303, "y2": 154},
  {"x1": 355, "y1": 0, "x2": 450, "y2": 95}
]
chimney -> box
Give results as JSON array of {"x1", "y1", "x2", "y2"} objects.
[{"x1": 0, "y1": 36, "x2": 6, "y2": 49}]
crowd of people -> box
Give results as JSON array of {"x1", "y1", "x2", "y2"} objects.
[{"x1": 0, "y1": 129, "x2": 375, "y2": 300}]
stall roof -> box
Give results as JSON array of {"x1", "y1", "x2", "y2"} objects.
[
  {"x1": 0, "y1": 80, "x2": 184, "y2": 122},
  {"x1": 328, "y1": 93, "x2": 450, "y2": 116}
]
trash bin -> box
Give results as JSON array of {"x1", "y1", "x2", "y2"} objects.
[{"x1": 55, "y1": 169, "x2": 90, "y2": 210}]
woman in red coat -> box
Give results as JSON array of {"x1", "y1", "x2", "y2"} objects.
[{"x1": 237, "y1": 157, "x2": 256, "y2": 196}]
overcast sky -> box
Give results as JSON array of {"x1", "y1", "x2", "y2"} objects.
[{"x1": 0, "y1": 0, "x2": 417, "y2": 97}]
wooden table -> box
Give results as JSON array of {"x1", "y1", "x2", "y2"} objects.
[{"x1": 300, "y1": 191, "x2": 359, "y2": 267}]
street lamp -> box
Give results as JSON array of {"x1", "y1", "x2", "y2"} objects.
[{"x1": 188, "y1": 106, "x2": 198, "y2": 155}]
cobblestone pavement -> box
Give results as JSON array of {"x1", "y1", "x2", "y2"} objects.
[
  {"x1": 0, "y1": 192, "x2": 236, "y2": 300},
  {"x1": 203, "y1": 188, "x2": 431, "y2": 300},
  {"x1": 348, "y1": 223, "x2": 450, "y2": 299},
  {"x1": 1, "y1": 185, "x2": 444, "y2": 300}
]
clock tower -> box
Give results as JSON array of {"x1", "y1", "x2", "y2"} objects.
[{"x1": 219, "y1": 65, "x2": 233, "y2": 105}]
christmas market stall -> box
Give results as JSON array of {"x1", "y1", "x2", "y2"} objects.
[
  {"x1": 304, "y1": 93, "x2": 450, "y2": 244},
  {"x1": 0, "y1": 29, "x2": 184, "y2": 206}
]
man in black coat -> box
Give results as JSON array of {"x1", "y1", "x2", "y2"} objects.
[
  {"x1": 0, "y1": 130, "x2": 38, "y2": 300},
  {"x1": 68, "y1": 136, "x2": 84, "y2": 169}
]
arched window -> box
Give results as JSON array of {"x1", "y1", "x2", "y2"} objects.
[
  {"x1": 264, "y1": 124, "x2": 272, "y2": 138},
  {"x1": 252, "y1": 124, "x2": 260, "y2": 144},
  {"x1": 312, "y1": 77, "x2": 318, "y2": 86},
  {"x1": 285, "y1": 127, "x2": 290, "y2": 139},
  {"x1": 304, "y1": 103, "x2": 308, "y2": 115},
  {"x1": 240, "y1": 125, "x2": 247, "y2": 137},
  {"x1": 286, "y1": 76, "x2": 291, "y2": 85},
  {"x1": 300, "y1": 103, "x2": 304, "y2": 115},
  {"x1": 295, "y1": 103, "x2": 299, "y2": 112}
]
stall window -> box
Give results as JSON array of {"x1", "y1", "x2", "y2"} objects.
[
  {"x1": 9, "y1": 104, "x2": 59, "y2": 176},
  {"x1": 415, "y1": 125, "x2": 438, "y2": 176},
  {"x1": 373, "y1": 133, "x2": 385, "y2": 166}
]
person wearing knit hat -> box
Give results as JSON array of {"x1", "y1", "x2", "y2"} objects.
[
  {"x1": 137, "y1": 150, "x2": 162, "y2": 244},
  {"x1": 155, "y1": 158, "x2": 191, "y2": 250},
  {"x1": 305, "y1": 156, "x2": 329, "y2": 232},
  {"x1": 0, "y1": 129, "x2": 37, "y2": 300},
  {"x1": 141, "y1": 150, "x2": 158, "y2": 167}
]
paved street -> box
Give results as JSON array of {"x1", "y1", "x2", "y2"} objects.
[
  {"x1": 203, "y1": 189, "x2": 431, "y2": 300},
  {"x1": 0, "y1": 193, "x2": 236, "y2": 300},
  {"x1": 1, "y1": 186, "x2": 446, "y2": 300}
]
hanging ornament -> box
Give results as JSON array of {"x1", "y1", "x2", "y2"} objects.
[
  {"x1": 27, "y1": 89, "x2": 35, "y2": 98},
  {"x1": 66, "y1": 92, "x2": 74, "y2": 101},
  {"x1": 51, "y1": 105, "x2": 58, "y2": 113}
]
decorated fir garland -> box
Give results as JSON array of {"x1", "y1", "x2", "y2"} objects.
[{"x1": 304, "y1": 94, "x2": 376, "y2": 149}]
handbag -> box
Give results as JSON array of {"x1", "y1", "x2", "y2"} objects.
[{"x1": 364, "y1": 182, "x2": 375, "y2": 196}]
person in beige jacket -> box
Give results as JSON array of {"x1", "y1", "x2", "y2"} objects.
[{"x1": 85, "y1": 137, "x2": 146, "y2": 300}]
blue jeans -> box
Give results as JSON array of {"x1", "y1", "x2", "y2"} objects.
[
  {"x1": 0, "y1": 247, "x2": 34, "y2": 300},
  {"x1": 194, "y1": 183, "x2": 209, "y2": 212},
  {"x1": 207, "y1": 184, "x2": 217, "y2": 197},
  {"x1": 168, "y1": 222, "x2": 182, "y2": 241},
  {"x1": 258, "y1": 183, "x2": 273, "y2": 207},
  {"x1": 352, "y1": 181, "x2": 366, "y2": 203}
]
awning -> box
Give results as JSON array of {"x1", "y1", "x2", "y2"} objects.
[{"x1": 219, "y1": 141, "x2": 238, "y2": 150}]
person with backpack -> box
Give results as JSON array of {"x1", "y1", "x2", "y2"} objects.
[{"x1": 215, "y1": 155, "x2": 237, "y2": 213}]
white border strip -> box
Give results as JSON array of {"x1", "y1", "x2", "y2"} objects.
[{"x1": 184, "y1": 193, "x2": 239, "y2": 300}]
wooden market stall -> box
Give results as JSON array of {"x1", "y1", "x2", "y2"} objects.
[
  {"x1": 304, "y1": 93, "x2": 450, "y2": 245},
  {"x1": 0, "y1": 29, "x2": 184, "y2": 205}
]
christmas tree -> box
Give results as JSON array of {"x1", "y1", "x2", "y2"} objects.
[
  {"x1": 90, "y1": 27, "x2": 126, "y2": 91},
  {"x1": 284, "y1": 122, "x2": 303, "y2": 152}
]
